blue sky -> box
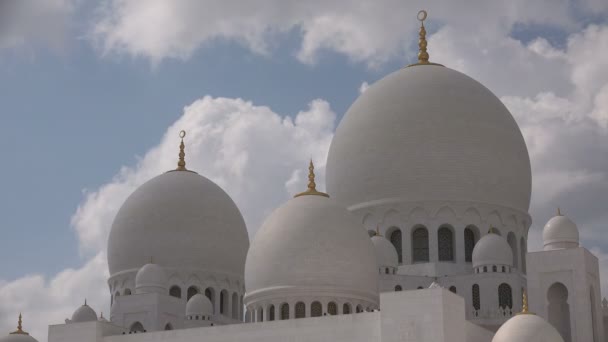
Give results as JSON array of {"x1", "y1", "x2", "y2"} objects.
[{"x1": 0, "y1": 1, "x2": 607, "y2": 340}]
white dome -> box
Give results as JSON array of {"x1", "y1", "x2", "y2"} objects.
[
  {"x1": 0, "y1": 335, "x2": 38, "y2": 342},
  {"x1": 371, "y1": 235, "x2": 398, "y2": 268},
  {"x1": 186, "y1": 294, "x2": 213, "y2": 316},
  {"x1": 493, "y1": 314, "x2": 564, "y2": 342},
  {"x1": 326, "y1": 65, "x2": 531, "y2": 212},
  {"x1": 245, "y1": 194, "x2": 379, "y2": 303},
  {"x1": 135, "y1": 263, "x2": 168, "y2": 294},
  {"x1": 71, "y1": 303, "x2": 97, "y2": 323},
  {"x1": 472, "y1": 233, "x2": 512, "y2": 268},
  {"x1": 108, "y1": 170, "x2": 249, "y2": 278},
  {"x1": 543, "y1": 213, "x2": 579, "y2": 250}
]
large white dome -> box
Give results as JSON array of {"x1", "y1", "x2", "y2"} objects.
[
  {"x1": 493, "y1": 313, "x2": 564, "y2": 342},
  {"x1": 326, "y1": 65, "x2": 531, "y2": 212},
  {"x1": 244, "y1": 194, "x2": 379, "y2": 303},
  {"x1": 371, "y1": 234, "x2": 398, "y2": 268},
  {"x1": 108, "y1": 170, "x2": 249, "y2": 277}
]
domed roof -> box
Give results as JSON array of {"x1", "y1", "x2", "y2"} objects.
[
  {"x1": 326, "y1": 65, "x2": 531, "y2": 212},
  {"x1": 135, "y1": 263, "x2": 168, "y2": 292},
  {"x1": 186, "y1": 294, "x2": 213, "y2": 316},
  {"x1": 71, "y1": 302, "x2": 97, "y2": 323},
  {"x1": 108, "y1": 170, "x2": 249, "y2": 277},
  {"x1": 0, "y1": 315, "x2": 38, "y2": 342},
  {"x1": 245, "y1": 175, "x2": 378, "y2": 302},
  {"x1": 493, "y1": 314, "x2": 564, "y2": 342},
  {"x1": 543, "y1": 210, "x2": 579, "y2": 250},
  {"x1": 371, "y1": 234, "x2": 398, "y2": 268},
  {"x1": 472, "y1": 233, "x2": 512, "y2": 268}
]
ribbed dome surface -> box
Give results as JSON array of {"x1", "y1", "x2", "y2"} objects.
[
  {"x1": 245, "y1": 195, "x2": 378, "y2": 302},
  {"x1": 326, "y1": 65, "x2": 531, "y2": 212},
  {"x1": 108, "y1": 171, "x2": 249, "y2": 277}
]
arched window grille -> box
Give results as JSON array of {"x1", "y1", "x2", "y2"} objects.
[
  {"x1": 356, "y1": 305, "x2": 363, "y2": 313},
  {"x1": 295, "y1": 302, "x2": 305, "y2": 318},
  {"x1": 328, "y1": 302, "x2": 337, "y2": 315},
  {"x1": 169, "y1": 286, "x2": 181, "y2": 298},
  {"x1": 389, "y1": 229, "x2": 403, "y2": 264},
  {"x1": 449, "y1": 286, "x2": 457, "y2": 294},
  {"x1": 187, "y1": 286, "x2": 199, "y2": 301},
  {"x1": 268, "y1": 305, "x2": 275, "y2": 321},
  {"x1": 464, "y1": 227, "x2": 477, "y2": 262},
  {"x1": 130, "y1": 322, "x2": 144, "y2": 333},
  {"x1": 412, "y1": 227, "x2": 429, "y2": 262},
  {"x1": 498, "y1": 283, "x2": 513, "y2": 309},
  {"x1": 311, "y1": 301, "x2": 322, "y2": 317},
  {"x1": 280, "y1": 303, "x2": 290, "y2": 320},
  {"x1": 395, "y1": 285, "x2": 402, "y2": 291},
  {"x1": 438, "y1": 226, "x2": 454, "y2": 261},
  {"x1": 472, "y1": 284, "x2": 481, "y2": 310},
  {"x1": 343, "y1": 303, "x2": 351, "y2": 314}
]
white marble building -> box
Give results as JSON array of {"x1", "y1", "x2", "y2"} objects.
[{"x1": 2, "y1": 10, "x2": 605, "y2": 342}]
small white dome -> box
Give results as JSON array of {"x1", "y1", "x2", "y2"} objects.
[
  {"x1": 472, "y1": 233, "x2": 512, "y2": 268},
  {"x1": 0, "y1": 334, "x2": 38, "y2": 342},
  {"x1": 245, "y1": 194, "x2": 379, "y2": 305},
  {"x1": 135, "y1": 263, "x2": 168, "y2": 294},
  {"x1": 493, "y1": 314, "x2": 564, "y2": 342},
  {"x1": 543, "y1": 213, "x2": 579, "y2": 250},
  {"x1": 186, "y1": 294, "x2": 213, "y2": 316},
  {"x1": 371, "y1": 235, "x2": 398, "y2": 268},
  {"x1": 428, "y1": 281, "x2": 442, "y2": 289},
  {"x1": 71, "y1": 303, "x2": 97, "y2": 323}
]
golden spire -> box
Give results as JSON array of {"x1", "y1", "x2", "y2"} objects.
[
  {"x1": 294, "y1": 159, "x2": 329, "y2": 198},
  {"x1": 517, "y1": 289, "x2": 534, "y2": 315},
  {"x1": 488, "y1": 226, "x2": 498, "y2": 234},
  {"x1": 375, "y1": 225, "x2": 382, "y2": 237},
  {"x1": 407, "y1": 10, "x2": 444, "y2": 67},
  {"x1": 176, "y1": 130, "x2": 187, "y2": 171},
  {"x1": 10, "y1": 313, "x2": 29, "y2": 335}
]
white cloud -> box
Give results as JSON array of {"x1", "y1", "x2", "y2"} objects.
[
  {"x1": 0, "y1": 0, "x2": 74, "y2": 53},
  {"x1": 359, "y1": 81, "x2": 369, "y2": 94}
]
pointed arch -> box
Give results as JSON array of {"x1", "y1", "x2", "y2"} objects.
[
  {"x1": 187, "y1": 286, "x2": 200, "y2": 301},
  {"x1": 464, "y1": 225, "x2": 479, "y2": 262},
  {"x1": 280, "y1": 303, "x2": 290, "y2": 320},
  {"x1": 343, "y1": 303, "x2": 352, "y2": 314},
  {"x1": 438, "y1": 225, "x2": 454, "y2": 261},
  {"x1": 169, "y1": 285, "x2": 182, "y2": 299},
  {"x1": 472, "y1": 284, "x2": 481, "y2": 311},
  {"x1": 548, "y1": 282, "x2": 571, "y2": 342},
  {"x1": 328, "y1": 302, "x2": 337, "y2": 315},
  {"x1": 412, "y1": 226, "x2": 429, "y2": 262},
  {"x1": 388, "y1": 228, "x2": 403, "y2": 264},
  {"x1": 295, "y1": 302, "x2": 305, "y2": 318},
  {"x1": 204, "y1": 287, "x2": 215, "y2": 313},
  {"x1": 311, "y1": 301, "x2": 322, "y2": 317},
  {"x1": 268, "y1": 304, "x2": 275, "y2": 321},
  {"x1": 498, "y1": 283, "x2": 513, "y2": 309},
  {"x1": 130, "y1": 322, "x2": 144, "y2": 332}
]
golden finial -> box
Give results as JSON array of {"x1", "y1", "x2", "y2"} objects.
[
  {"x1": 557, "y1": 207, "x2": 562, "y2": 216},
  {"x1": 176, "y1": 130, "x2": 187, "y2": 171},
  {"x1": 294, "y1": 159, "x2": 329, "y2": 198},
  {"x1": 375, "y1": 225, "x2": 382, "y2": 237},
  {"x1": 517, "y1": 289, "x2": 534, "y2": 315},
  {"x1": 488, "y1": 226, "x2": 497, "y2": 234},
  {"x1": 10, "y1": 313, "x2": 29, "y2": 335},
  {"x1": 407, "y1": 10, "x2": 444, "y2": 67}
]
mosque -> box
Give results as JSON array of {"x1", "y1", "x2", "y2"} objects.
[{"x1": 2, "y1": 10, "x2": 607, "y2": 342}]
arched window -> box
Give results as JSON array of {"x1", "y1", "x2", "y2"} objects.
[
  {"x1": 449, "y1": 286, "x2": 457, "y2": 294},
  {"x1": 328, "y1": 302, "x2": 337, "y2": 315},
  {"x1": 389, "y1": 229, "x2": 403, "y2": 264},
  {"x1": 417, "y1": 286, "x2": 423, "y2": 289},
  {"x1": 343, "y1": 303, "x2": 352, "y2": 314},
  {"x1": 507, "y1": 232, "x2": 518, "y2": 269},
  {"x1": 204, "y1": 287, "x2": 215, "y2": 313},
  {"x1": 492, "y1": 265, "x2": 497, "y2": 272},
  {"x1": 412, "y1": 227, "x2": 429, "y2": 262},
  {"x1": 169, "y1": 286, "x2": 181, "y2": 299},
  {"x1": 502, "y1": 266, "x2": 506, "y2": 273},
  {"x1": 311, "y1": 302, "x2": 322, "y2": 317},
  {"x1": 257, "y1": 307, "x2": 264, "y2": 322},
  {"x1": 280, "y1": 303, "x2": 290, "y2": 320},
  {"x1": 356, "y1": 305, "x2": 363, "y2": 313},
  {"x1": 520, "y1": 237, "x2": 527, "y2": 274},
  {"x1": 130, "y1": 322, "x2": 144, "y2": 333},
  {"x1": 464, "y1": 226, "x2": 477, "y2": 262},
  {"x1": 483, "y1": 266, "x2": 487, "y2": 273},
  {"x1": 295, "y1": 302, "x2": 305, "y2": 318},
  {"x1": 395, "y1": 285, "x2": 402, "y2": 291},
  {"x1": 268, "y1": 305, "x2": 275, "y2": 321},
  {"x1": 245, "y1": 310, "x2": 251, "y2": 323},
  {"x1": 472, "y1": 284, "x2": 480, "y2": 310},
  {"x1": 498, "y1": 283, "x2": 513, "y2": 309},
  {"x1": 548, "y1": 282, "x2": 571, "y2": 342},
  {"x1": 220, "y1": 289, "x2": 229, "y2": 315},
  {"x1": 438, "y1": 226, "x2": 454, "y2": 261},
  {"x1": 187, "y1": 286, "x2": 199, "y2": 301},
  {"x1": 124, "y1": 288, "x2": 132, "y2": 295},
  {"x1": 239, "y1": 295, "x2": 244, "y2": 320},
  {"x1": 232, "y1": 293, "x2": 239, "y2": 319},
  {"x1": 164, "y1": 323, "x2": 173, "y2": 330}
]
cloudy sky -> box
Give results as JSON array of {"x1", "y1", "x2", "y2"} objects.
[{"x1": 0, "y1": 0, "x2": 607, "y2": 340}]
